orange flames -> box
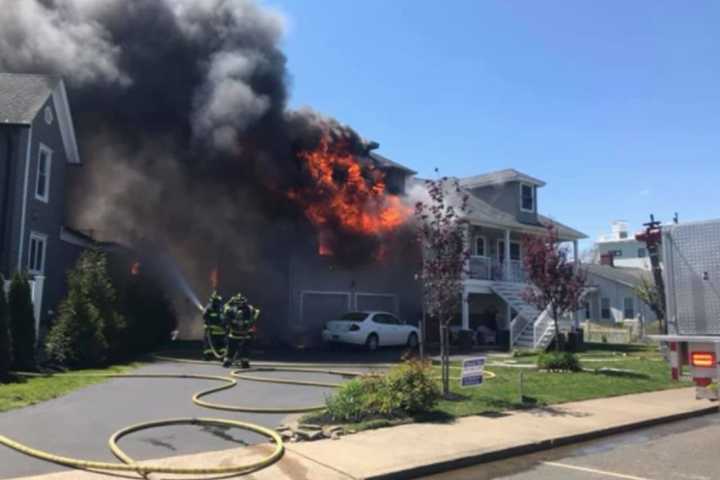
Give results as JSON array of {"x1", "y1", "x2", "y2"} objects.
[
  {"x1": 289, "y1": 136, "x2": 410, "y2": 256},
  {"x1": 130, "y1": 261, "x2": 141, "y2": 276}
]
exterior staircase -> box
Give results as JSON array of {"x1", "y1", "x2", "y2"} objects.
[{"x1": 489, "y1": 282, "x2": 556, "y2": 350}]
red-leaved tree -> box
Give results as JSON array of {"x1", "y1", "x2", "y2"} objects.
[
  {"x1": 415, "y1": 177, "x2": 470, "y2": 396},
  {"x1": 522, "y1": 225, "x2": 586, "y2": 352}
]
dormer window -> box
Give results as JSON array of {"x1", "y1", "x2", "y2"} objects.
[{"x1": 520, "y1": 183, "x2": 534, "y2": 212}]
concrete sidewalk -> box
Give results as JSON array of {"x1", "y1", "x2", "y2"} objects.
[{"x1": 10, "y1": 387, "x2": 718, "y2": 480}]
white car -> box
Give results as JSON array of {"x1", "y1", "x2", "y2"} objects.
[{"x1": 322, "y1": 311, "x2": 420, "y2": 351}]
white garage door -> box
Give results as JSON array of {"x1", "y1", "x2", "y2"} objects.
[{"x1": 355, "y1": 293, "x2": 398, "y2": 314}]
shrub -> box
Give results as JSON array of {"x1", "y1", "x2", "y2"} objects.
[
  {"x1": 537, "y1": 351, "x2": 582, "y2": 372},
  {"x1": 0, "y1": 279, "x2": 11, "y2": 380},
  {"x1": 326, "y1": 359, "x2": 440, "y2": 422},
  {"x1": 9, "y1": 272, "x2": 36, "y2": 370},
  {"x1": 45, "y1": 250, "x2": 125, "y2": 367}
]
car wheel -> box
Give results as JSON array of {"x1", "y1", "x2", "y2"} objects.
[
  {"x1": 407, "y1": 332, "x2": 419, "y2": 350},
  {"x1": 366, "y1": 333, "x2": 379, "y2": 352}
]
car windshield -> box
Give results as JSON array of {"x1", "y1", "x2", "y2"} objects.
[{"x1": 340, "y1": 312, "x2": 368, "y2": 321}]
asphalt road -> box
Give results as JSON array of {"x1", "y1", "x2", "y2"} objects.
[
  {"x1": 421, "y1": 411, "x2": 720, "y2": 480},
  {"x1": 0, "y1": 359, "x2": 363, "y2": 479}
]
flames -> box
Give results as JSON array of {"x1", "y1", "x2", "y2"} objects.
[
  {"x1": 210, "y1": 267, "x2": 219, "y2": 289},
  {"x1": 289, "y1": 136, "x2": 410, "y2": 257},
  {"x1": 130, "y1": 261, "x2": 141, "y2": 276}
]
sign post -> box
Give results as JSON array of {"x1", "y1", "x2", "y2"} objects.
[{"x1": 460, "y1": 356, "x2": 486, "y2": 388}]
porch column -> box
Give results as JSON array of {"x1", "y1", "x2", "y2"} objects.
[
  {"x1": 573, "y1": 239, "x2": 580, "y2": 330},
  {"x1": 462, "y1": 287, "x2": 470, "y2": 330},
  {"x1": 504, "y1": 229, "x2": 511, "y2": 280}
]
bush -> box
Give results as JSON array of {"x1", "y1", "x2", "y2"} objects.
[
  {"x1": 45, "y1": 250, "x2": 125, "y2": 368},
  {"x1": 537, "y1": 351, "x2": 582, "y2": 372},
  {"x1": 326, "y1": 359, "x2": 440, "y2": 422},
  {"x1": 0, "y1": 279, "x2": 11, "y2": 380},
  {"x1": 9, "y1": 272, "x2": 36, "y2": 370}
]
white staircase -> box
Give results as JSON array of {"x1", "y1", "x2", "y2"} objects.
[{"x1": 490, "y1": 282, "x2": 556, "y2": 350}]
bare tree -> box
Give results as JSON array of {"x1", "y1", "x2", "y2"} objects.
[
  {"x1": 414, "y1": 177, "x2": 470, "y2": 396},
  {"x1": 522, "y1": 225, "x2": 586, "y2": 352},
  {"x1": 634, "y1": 276, "x2": 665, "y2": 333}
]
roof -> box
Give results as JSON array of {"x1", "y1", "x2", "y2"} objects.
[
  {"x1": 584, "y1": 264, "x2": 652, "y2": 289},
  {"x1": 464, "y1": 190, "x2": 587, "y2": 240},
  {"x1": 0, "y1": 73, "x2": 80, "y2": 164},
  {"x1": 369, "y1": 152, "x2": 417, "y2": 174},
  {"x1": 0, "y1": 73, "x2": 60, "y2": 124},
  {"x1": 459, "y1": 168, "x2": 546, "y2": 189}
]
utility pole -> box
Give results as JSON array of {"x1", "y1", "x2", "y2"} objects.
[{"x1": 635, "y1": 214, "x2": 667, "y2": 333}]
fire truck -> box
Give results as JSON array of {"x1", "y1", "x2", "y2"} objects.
[{"x1": 649, "y1": 219, "x2": 720, "y2": 400}]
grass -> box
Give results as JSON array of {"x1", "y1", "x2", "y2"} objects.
[
  {"x1": 0, "y1": 363, "x2": 140, "y2": 413},
  {"x1": 306, "y1": 343, "x2": 688, "y2": 432}
]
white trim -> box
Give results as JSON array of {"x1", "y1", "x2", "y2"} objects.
[
  {"x1": 51, "y1": 80, "x2": 81, "y2": 164},
  {"x1": 17, "y1": 127, "x2": 33, "y2": 271},
  {"x1": 519, "y1": 182, "x2": 535, "y2": 212},
  {"x1": 27, "y1": 231, "x2": 48, "y2": 275},
  {"x1": 34, "y1": 143, "x2": 52, "y2": 203},
  {"x1": 473, "y1": 235, "x2": 487, "y2": 257}
]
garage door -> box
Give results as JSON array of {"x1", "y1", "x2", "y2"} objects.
[
  {"x1": 301, "y1": 291, "x2": 351, "y2": 346},
  {"x1": 355, "y1": 293, "x2": 398, "y2": 314}
]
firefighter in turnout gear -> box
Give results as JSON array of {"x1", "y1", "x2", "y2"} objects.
[
  {"x1": 223, "y1": 293, "x2": 260, "y2": 368},
  {"x1": 202, "y1": 291, "x2": 227, "y2": 360}
]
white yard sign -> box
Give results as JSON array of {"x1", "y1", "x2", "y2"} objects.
[{"x1": 460, "y1": 356, "x2": 486, "y2": 388}]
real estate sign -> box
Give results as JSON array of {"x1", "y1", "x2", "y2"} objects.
[{"x1": 460, "y1": 356, "x2": 485, "y2": 388}]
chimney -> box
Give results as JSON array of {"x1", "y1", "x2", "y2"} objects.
[{"x1": 600, "y1": 253, "x2": 615, "y2": 267}]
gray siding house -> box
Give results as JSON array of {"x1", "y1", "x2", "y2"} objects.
[
  {"x1": 0, "y1": 73, "x2": 86, "y2": 336},
  {"x1": 583, "y1": 263, "x2": 657, "y2": 326}
]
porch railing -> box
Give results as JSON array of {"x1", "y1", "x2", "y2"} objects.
[{"x1": 468, "y1": 257, "x2": 526, "y2": 283}]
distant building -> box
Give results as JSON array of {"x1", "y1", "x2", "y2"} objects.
[{"x1": 594, "y1": 221, "x2": 653, "y2": 270}]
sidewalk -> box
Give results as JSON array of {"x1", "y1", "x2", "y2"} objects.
[{"x1": 11, "y1": 387, "x2": 718, "y2": 480}]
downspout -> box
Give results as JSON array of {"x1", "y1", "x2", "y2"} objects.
[{"x1": 17, "y1": 127, "x2": 33, "y2": 271}]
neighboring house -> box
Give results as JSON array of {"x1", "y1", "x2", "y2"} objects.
[
  {"x1": 0, "y1": 73, "x2": 87, "y2": 337},
  {"x1": 458, "y1": 169, "x2": 587, "y2": 350},
  {"x1": 593, "y1": 221, "x2": 653, "y2": 270},
  {"x1": 582, "y1": 262, "x2": 656, "y2": 326}
]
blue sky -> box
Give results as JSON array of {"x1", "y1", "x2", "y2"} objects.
[{"x1": 265, "y1": 0, "x2": 720, "y2": 250}]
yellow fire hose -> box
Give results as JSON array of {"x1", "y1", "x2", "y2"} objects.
[{"x1": 0, "y1": 359, "x2": 495, "y2": 476}]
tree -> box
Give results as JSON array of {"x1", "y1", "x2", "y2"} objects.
[
  {"x1": 46, "y1": 250, "x2": 125, "y2": 367},
  {"x1": 522, "y1": 225, "x2": 586, "y2": 352},
  {"x1": 414, "y1": 177, "x2": 470, "y2": 396},
  {"x1": 0, "y1": 277, "x2": 11, "y2": 380},
  {"x1": 634, "y1": 276, "x2": 664, "y2": 334},
  {"x1": 9, "y1": 272, "x2": 36, "y2": 370}
]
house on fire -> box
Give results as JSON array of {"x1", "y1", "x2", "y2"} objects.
[
  {"x1": 0, "y1": 73, "x2": 89, "y2": 338},
  {"x1": 263, "y1": 165, "x2": 586, "y2": 351}
]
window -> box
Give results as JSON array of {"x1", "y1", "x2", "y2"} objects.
[
  {"x1": 610, "y1": 249, "x2": 623, "y2": 257},
  {"x1": 35, "y1": 144, "x2": 52, "y2": 202},
  {"x1": 474, "y1": 236, "x2": 486, "y2": 257},
  {"x1": 520, "y1": 183, "x2": 534, "y2": 212},
  {"x1": 341, "y1": 312, "x2": 368, "y2": 321},
  {"x1": 601, "y1": 298, "x2": 611, "y2": 320},
  {"x1": 584, "y1": 301, "x2": 591, "y2": 320},
  {"x1": 27, "y1": 232, "x2": 47, "y2": 274},
  {"x1": 373, "y1": 313, "x2": 397, "y2": 325},
  {"x1": 638, "y1": 248, "x2": 647, "y2": 258},
  {"x1": 498, "y1": 240, "x2": 521, "y2": 261},
  {"x1": 624, "y1": 297, "x2": 635, "y2": 319}
]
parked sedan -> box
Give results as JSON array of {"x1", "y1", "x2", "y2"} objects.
[{"x1": 322, "y1": 311, "x2": 419, "y2": 351}]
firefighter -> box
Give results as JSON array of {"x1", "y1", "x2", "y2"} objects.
[
  {"x1": 202, "y1": 291, "x2": 226, "y2": 360},
  {"x1": 223, "y1": 293, "x2": 260, "y2": 368}
]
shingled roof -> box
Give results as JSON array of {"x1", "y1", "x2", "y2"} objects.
[
  {"x1": 0, "y1": 73, "x2": 80, "y2": 164},
  {"x1": 584, "y1": 264, "x2": 652, "y2": 288},
  {"x1": 460, "y1": 168, "x2": 546, "y2": 188}
]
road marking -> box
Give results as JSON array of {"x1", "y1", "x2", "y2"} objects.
[{"x1": 543, "y1": 461, "x2": 653, "y2": 480}]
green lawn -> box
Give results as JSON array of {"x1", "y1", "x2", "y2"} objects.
[
  {"x1": 0, "y1": 364, "x2": 140, "y2": 413},
  {"x1": 306, "y1": 343, "x2": 688, "y2": 430}
]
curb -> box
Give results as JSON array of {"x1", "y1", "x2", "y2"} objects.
[{"x1": 363, "y1": 403, "x2": 719, "y2": 480}]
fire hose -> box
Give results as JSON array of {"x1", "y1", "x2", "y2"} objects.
[{"x1": 0, "y1": 360, "x2": 495, "y2": 476}]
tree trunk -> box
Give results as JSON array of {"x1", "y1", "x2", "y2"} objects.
[
  {"x1": 553, "y1": 307, "x2": 561, "y2": 352},
  {"x1": 439, "y1": 323, "x2": 450, "y2": 396}
]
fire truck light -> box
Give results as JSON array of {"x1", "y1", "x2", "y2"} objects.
[{"x1": 691, "y1": 352, "x2": 716, "y2": 368}]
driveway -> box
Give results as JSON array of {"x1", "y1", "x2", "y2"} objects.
[{"x1": 0, "y1": 358, "x2": 358, "y2": 479}]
